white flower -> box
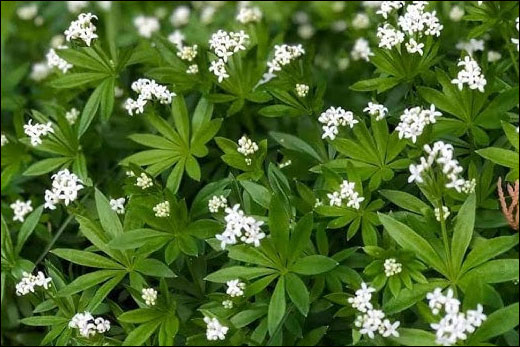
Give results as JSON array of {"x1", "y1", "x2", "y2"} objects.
[
  {"x1": 50, "y1": 35, "x2": 65, "y2": 48},
  {"x1": 466, "y1": 304, "x2": 486, "y2": 331},
  {"x1": 352, "y1": 13, "x2": 370, "y2": 29},
  {"x1": 395, "y1": 104, "x2": 442, "y2": 143},
  {"x1": 405, "y1": 38, "x2": 425, "y2": 55},
  {"x1": 331, "y1": 1, "x2": 345, "y2": 12},
  {"x1": 30, "y1": 62, "x2": 51, "y2": 81},
  {"x1": 46, "y1": 48, "x2": 73, "y2": 73},
  {"x1": 135, "y1": 173, "x2": 153, "y2": 189},
  {"x1": 487, "y1": 50, "x2": 502, "y2": 62},
  {"x1": 380, "y1": 319, "x2": 400, "y2": 337},
  {"x1": 348, "y1": 282, "x2": 375, "y2": 313},
  {"x1": 186, "y1": 64, "x2": 199, "y2": 74},
  {"x1": 383, "y1": 258, "x2": 402, "y2": 277},
  {"x1": 295, "y1": 84, "x2": 309, "y2": 97},
  {"x1": 298, "y1": 24, "x2": 315, "y2": 39},
  {"x1": 1, "y1": 133, "x2": 8, "y2": 146},
  {"x1": 153, "y1": 201, "x2": 170, "y2": 218},
  {"x1": 266, "y1": 44, "x2": 305, "y2": 74},
  {"x1": 216, "y1": 204, "x2": 265, "y2": 249},
  {"x1": 226, "y1": 279, "x2": 246, "y2": 297},
  {"x1": 222, "y1": 300, "x2": 233, "y2": 309},
  {"x1": 133, "y1": 16, "x2": 160, "y2": 38},
  {"x1": 44, "y1": 169, "x2": 84, "y2": 210},
  {"x1": 64, "y1": 13, "x2": 98, "y2": 46},
  {"x1": 141, "y1": 288, "x2": 158, "y2": 306},
  {"x1": 170, "y1": 6, "x2": 190, "y2": 27},
  {"x1": 434, "y1": 206, "x2": 450, "y2": 221},
  {"x1": 376, "y1": 24, "x2": 405, "y2": 49},
  {"x1": 318, "y1": 106, "x2": 358, "y2": 140},
  {"x1": 69, "y1": 312, "x2": 110, "y2": 338},
  {"x1": 449, "y1": 6, "x2": 465, "y2": 22},
  {"x1": 376, "y1": 1, "x2": 404, "y2": 19},
  {"x1": 24, "y1": 119, "x2": 54, "y2": 146},
  {"x1": 200, "y1": 6, "x2": 216, "y2": 24},
  {"x1": 65, "y1": 107, "x2": 80, "y2": 125},
  {"x1": 451, "y1": 56, "x2": 487, "y2": 92},
  {"x1": 512, "y1": 18, "x2": 519, "y2": 52},
  {"x1": 168, "y1": 30, "x2": 185, "y2": 48},
  {"x1": 204, "y1": 316, "x2": 229, "y2": 341},
  {"x1": 331, "y1": 20, "x2": 347, "y2": 32},
  {"x1": 456, "y1": 39, "x2": 484, "y2": 55},
  {"x1": 237, "y1": 135, "x2": 259, "y2": 156},
  {"x1": 314, "y1": 199, "x2": 323, "y2": 208},
  {"x1": 177, "y1": 44, "x2": 198, "y2": 61},
  {"x1": 97, "y1": 1, "x2": 112, "y2": 11},
  {"x1": 125, "y1": 78, "x2": 176, "y2": 116},
  {"x1": 67, "y1": 1, "x2": 89, "y2": 14},
  {"x1": 17, "y1": 4, "x2": 38, "y2": 20},
  {"x1": 109, "y1": 197, "x2": 125, "y2": 214},
  {"x1": 293, "y1": 11, "x2": 309, "y2": 25},
  {"x1": 208, "y1": 195, "x2": 227, "y2": 213},
  {"x1": 363, "y1": 102, "x2": 388, "y2": 121},
  {"x1": 236, "y1": 6, "x2": 262, "y2": 24},
  {"x1": 208, "y1": 29, "x2": 249, "y2": 82},
  {"x1": 351, "y1": 38, "x2": 374, "y2": 61},
  {"x1": 15, "y1": 271, "x2": 52, "y2": 296},
  {"x1": 10, "y1": 200, "x2": 33, "y2": 222},
  {"x1": 209, "y1": 59, "x2": 229, "y2": 83},
  {"x1": 327, "y1": 180, "x2": 365, "y2": 209}
]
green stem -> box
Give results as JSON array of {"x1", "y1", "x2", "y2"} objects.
[{"x1": 438, "y1": 202, "x2": 453, "y2": 280}]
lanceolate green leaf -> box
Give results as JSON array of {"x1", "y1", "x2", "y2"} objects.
[
  {"x1": 450, "y1": 193, "x2": 476, "y2": 272},
  {"x1": 268, "y1": 276, "x2": 286, "y2": 335},
  {"x1": 285, "y1": 273, "x2": 309, "y2": 316}
]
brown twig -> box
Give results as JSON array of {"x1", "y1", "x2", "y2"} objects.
[{"x1": 497, "y1": 178, "x2": 519, "y2": 231}]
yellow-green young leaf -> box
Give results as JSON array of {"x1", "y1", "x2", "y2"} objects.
[
  {"x1": 285, "y1": 273, "x2": 309, "y2": 316},
  {"x1": 205, "y1": 266, "x2": 276, "y2": 283},
  {"x1": 469, "y1": 303, "x2": 519, "y2": 343},
  {"x1": 51, "y1": 248, "x2": 124, "y2": 269},
  {"x1": 451, "y1": 193, "x2": 476, "y2": 272},
  {"x1": 378, "y1": 213, "x2": 447, "y2": 276},
  {"x1": 290, "y1": 255, "x2": 338, "y2": 275},
  {"x1": 268, "y1": 276, "x2": 286, "y2": 335}
]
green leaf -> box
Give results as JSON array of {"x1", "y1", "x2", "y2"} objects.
[
  {"x1": 270, "y1": 131, "x2": 322, "y2": 162},
  {"x1": 268, "y1": 276, "x2": 286, "y2": 335},
  {"x1": 23, "y1": 157, "x2": 72, "y2": 176},
  {"x1": 379, "y1": 213, "x2": 446, "y2": 276},
  {"x1": 379, "y1": 190, "x2": 430, "y2": 215},
  {"x1": 390, "y1": 328, "x2": 437, "y2": 346},
  {"x1": 58, "y1": 270, "x2": 121, "y2": 296},
  {"x1": 240, "y1": 180, "x2": 271, "y2": 209},
  {"x1": 461, "y1": 234, "x2": 519, "y2": 273},
  {"x1": 285, "y1": 273, "x2": 309, "y2": 316},
  {"x1": 15, "y1": 205, "x2": 43, "y2": 254},
  {"x1": 56, "y1": 48, "x2": 111, "y2": 72},
  {"x1": 118, "y1": 308, "x2": 164, "y2": 323},
  {"x1": 134, "y1": 258, "x2": 175, "y2": 278},
  {"x1": 290, "y1": 255, "x2": 338, "y2": 275},
  {"x1": 350, "y1": 77, "x2": 400, "y2": 93},
  {"x1": 451, "y1": 193, "x2": 476, "y2": 272},
  {"x1": 470, "y1": 303, "x2": 519, "y2": 343},
  {"x1": 227, "y1": 245, "x2": 275, "y2": 267},
  {"x1": 259, "y1": 104, "x2": 303, "y2": 118},
  {"x1": 49, "y1": 72, "x2": 108, "y2": 89},
  {"x1": 231, "y1": 307, "x2": 267, "y2": 328},
  {"x1": 384, "y1": 281, "x2": 448, "y2": 315},
  {"x1": 86, "y1": 273, "x2": 125, "y2": 312},
  {"x1": 78, "y1": 79, "x2": 106, "y2": 137},
  {"x1": 185, "y1": 156, "x2": 201, "y2": 181},
  {"x1": 205, "y1": 266, "x2": 276, "y2": 283},
  {"x1": 20, "y1": 316, "x2": 68, "y2": 326},
  {"x1": 171, "y1": 95, "x2": 190, "y2": 144},
  {"x1": 477, "y1": 147, "x2": 518, "y2": 169},
  {"x1": 269, "y1": 193, "x2": 290, "y2": 258},
  {"x1": 502, "y1": 121, "x2": 519, "y2": 151},
  {"x1": 51, "y1": 248, "x2": 124, "y2": 269},
  {"x1": 459, "y1": 259, "x2": 519, "y2": 289},
  {"x1": 288, "y1": 213, "x2": 313, "y2": 263},
  {"x1": 122, "y1": 319, "x2": 162, "y2": 346},
  {"x1": 128, "y1": 134, "x2": 176, "y2": 150},
  {"x1": 95, "y1": 188, "x2": 123, "y2": 238},
  {"x1": 296, "y1": 326, "x2": 328, "y2": 346},
  {"x1": 99, "y1": 77, "x2": 115, "y2": 121}
]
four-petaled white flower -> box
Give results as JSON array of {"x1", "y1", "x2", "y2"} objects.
[
  {"x1": 109, "y1": 197, "x2": 126, "y2": 214},
  {"x1": 64, "y1": 13, "x2": 98, "y2": 46},
  {"x1": 10, "y1": 199, "x2": 33, "y2": 222},
  {"x1": 226, "y1": 279, "x2": 246, "y2": 297},
  {"x1": 204, "y1": 316, "x2": 229, "y2": 341},
  {"x1": 44, "y1": 169, "x2": 84, "y2": 210},
  {"x1": 15, "y1": 271, "x2": 52, "y2": 296}
]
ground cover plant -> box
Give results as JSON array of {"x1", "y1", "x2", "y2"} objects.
[{"x1": 1, "y1": 1, "x2": 519, "y2": 346}]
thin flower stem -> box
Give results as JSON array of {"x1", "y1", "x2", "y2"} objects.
[{"x1": 438, "y1": 203, "x2": 453, "y2": 280}]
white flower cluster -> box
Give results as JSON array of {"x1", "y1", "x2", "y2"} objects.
[
  {"x1": 266, "y1": 44, "x2": 305, "y2": 74},
  {"x1": 15, "y1": 271, "x2": 52, "y2": 296},
  {"x1": 395, "y1": 104, "x2": 442, "y2": 143},
  {"x1": 69, "y1": 312, "x2": 111, "y2": 338},
  {"x1": 177, "y1": 45, "x2": 198, "y2": 62},
  {"x1": 216, "y1": 204, "x2": 266, "y2": 249},
  {"x1": 153, "y1": 201, "x2": 170, "y2": 218},
  {"x1": 46, "y1": 48, "x2": 73, "y2": 74},
  {"x1": 17, "y1": 4, "x2": 38, "y2": 20},
  {"x1": 408, "y1": 141, "x2": 476, "y2": 194},
  {"x1": 44, "y1": 169, "x2": 84, "y2": 210},
  {"x1": 1, "y1": 133, "x2": 8, "y2": 146},
  {"x1": 24, "y1": 119, "x2": 54, "y2": 146},
  {"x1": 67, "y1": 1, "x2": 89, "y2": 14},
  {"x1": 513, "y1": 18, "x2": 519, "y2": 52},
  {"x1": 134, "y1": 16, "x2": 160, "y2": 38},
  {"x1": 141, "y1": 288, "x2": 158, "y2": 306},
  {"x1": 208, "y1": 195, "x2": 227, "y2": 213},
  {"x1": 377, "y1": 2, "x2": 442, "y2": 55},
  {"x1": 363, "y1": 102, "x2": 388, "y2": 121},
  {"x1": 204, "y1": 316, "x2": 229, "y2": 341},
  {"x1": 135, "y1": 172, "x2": 153, "y2": 189},
  {"x1": 236, "y1": 6, "x2": 262, "y2": 24},
  {"x1": 451, "y1": 56, "x2": 487, "y2": 92},
  {"x1": 348, "y1": 283, "x2": 400, "y2": 339},
  {"x1": 456, "y1": 39, "x2": 484, "y2": 55},
  {"x1": 168, "y1": 30, "x2": 185, "y2": 48},
  {"x1": 237, "y1": 135, "x2": 258, "y2": 165},
  {"x1": 327, "y1": 180, "x2": 365, "y2": 210},
  {"x1": 65, "y1": 107, "x2": 79, "y2": 125},
  {"x1": 125, "y1": 78, "x2": 176, "y2": 116},
  {"x1": 64, "y1": 13, "x2": 98, "y2": 46},
  {"x1": 487, "y1": 51, "x2": 502, "y2": 63},
  {"x1": 351, "y1": 38, "x2": 374, "y2": 62},
  {"x1": 426, "y1": 288, "x2": 486, "y2": 346},
  {"x1": 208, "y1": 30, "x2": 249, "y2": 82},
  {"x1": 295, "y1": 83, "x2": 309, "y2": 97},
  {"x1": 352, "y1": 13, "x2": 370, "y2": 30},
  {"x1": 383, "y1": 258, "x2": 402, "y2": 277},
  {"x1": 434, "y1": 206, "x2": 450, "y2": 221},
  {"x1": 10, "y1": 199, "x2": 33, "y2": 222},
  {"x1": 226, "y1": 279, "x2": 245, "y2": 297},
  {"x1": 30, "y1": 62, "x2": 51, "y2": 81},
  {"x1": 318, "y1": 106, "x2": 359, "y2": 140},
  {"x1": 170, "y1": 6, "x2": 190, "y2": 27},
  {"x1": 449, "y1": 6, "x2": 465, "y2": 22},
  {"x1": 109, "y1": 197, "x2": 125, "y2": 214},
  {"x1": 222, "y1": 299, "x2": 233, "y2": 309}
]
